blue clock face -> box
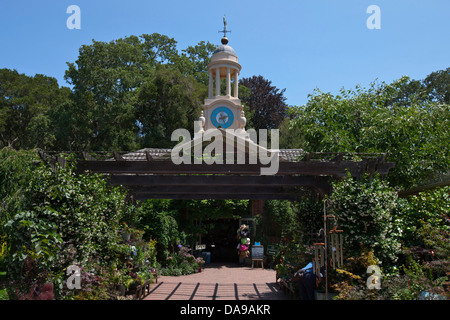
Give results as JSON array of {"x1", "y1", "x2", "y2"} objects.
[{"x1": 211, "y1": 106, "x2": 234, "y2": 129}]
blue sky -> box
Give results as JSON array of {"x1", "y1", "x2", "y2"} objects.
[{"x1": 0, "y1": 0, "x2": 449, "y2": 106}]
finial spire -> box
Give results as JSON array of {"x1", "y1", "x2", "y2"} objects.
[{"x1": 218, "y1": 14, "x2": 231, "y2": 39}]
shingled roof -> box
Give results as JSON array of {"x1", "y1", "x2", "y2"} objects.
[{"x1": 115, "y1": 148, "x2": 306, "y2": 162}]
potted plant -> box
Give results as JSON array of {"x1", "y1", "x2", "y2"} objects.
[{"x1": 196, "y1": 257, "x2": 205, "y2": 272}]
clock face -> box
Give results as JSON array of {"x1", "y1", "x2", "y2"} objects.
[{"x1": 211, "y1": 106, "x2": 234, "y2": 129}]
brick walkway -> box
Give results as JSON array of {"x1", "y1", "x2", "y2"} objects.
[{"x1": 144, "y1": 263, "x2": 286, "y2": 300}]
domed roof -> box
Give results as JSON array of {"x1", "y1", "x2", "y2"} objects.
[
  {"x1": 213, "y1": 44, "x2": 236, "y2": 55},
  {"x1": 213, "y1": 37, "x2": 236, "y2": 55}
]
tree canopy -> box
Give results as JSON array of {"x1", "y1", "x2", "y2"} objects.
[
  {"x1": 1, "y1": 33, "x2": 448, "y2": 192},
  {"x1": 239, "y1": 75, "x2": 288, "y2": 130},
  {"x1": 0, "y1": 69, "x2": 70, "y2": 150},
  {"x1": 1, "y1": 33, "x2": 290, "y2": 151},
  {"x1": 287, "y1": 76, "x2": 450, "y2": 189},
  {"x1": 62, "y1": 33, "x2": 215, "y2": 151}
]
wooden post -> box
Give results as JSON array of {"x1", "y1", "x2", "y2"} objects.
[
  {"x1": 251, "y1": 200, "x2": 264, "y2": 216},
  {"x1": 323, "y1": 200, "x2": 328, "y2": 298}
]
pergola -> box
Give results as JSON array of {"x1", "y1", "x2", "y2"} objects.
[
  {"x1": 39, "y1": 147, "x2": 395, "y2": 219},
  {"x1": 60, "y1": 148, "x2": 396, "y2": 205}
]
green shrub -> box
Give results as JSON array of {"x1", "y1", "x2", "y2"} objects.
[
  {"x1": 3, "y1": 153, "x2": 142, "y2": 298},
  {"x1": 329, "y1": 174, "x2": 402, "y2": 266},
  {"x1": 159, "y1": 244, "x2": 203, "y2": 276},
  {"x1": 397, "y1": 186, "x2": 450, "y2": 247}
]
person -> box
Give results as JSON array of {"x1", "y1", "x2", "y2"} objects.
[{"x1": 292, "y1": 262, "x2": 325, "y2": 300}]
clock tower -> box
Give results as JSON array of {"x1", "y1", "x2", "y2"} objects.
[{"x1": 198, "y1": 17, "x2": 247, "y2": 136}]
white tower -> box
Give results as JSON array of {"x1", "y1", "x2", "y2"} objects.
[{"x1": 198, "y1": 18, "x2": 247, "y2": 136}]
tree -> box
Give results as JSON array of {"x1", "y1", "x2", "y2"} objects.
[
  {"x1": 278, "y1": 112, "x2": 305, "y2": 149},
  {"x1": 288, "y1": 77, "x2": 450, "y2": 189},
  {"x1": 178, "y1": 41, "x2": 216, "y2": 85},
  {"x1": 135, "y1": 65, "x2": 205, "y2": 148},
  {"x1": 0, "y1": 69, "x2": 70, "y2": 149},
  {"x1": 239, "y1": 75, "x2": 288, "y2": 130},
  {"x1": 63, "y1": 33, "x2": 211, "y2": 151},
  {"x1": 64, "y1": 35, "x2": 148, "y2": 151},
  {"x1": 423, "y1": 67, "x2": 450, "y2": 104}
]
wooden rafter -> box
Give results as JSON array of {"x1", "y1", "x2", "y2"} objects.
[
  {"x1": 77, "y1": 158, "x2": 394, "y2": 178},
  {"x1": 38, "y1": 150, "x2": 395, "y2": 201}
]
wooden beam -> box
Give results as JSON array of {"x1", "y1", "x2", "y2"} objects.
[
  {"x1": 77, "y1": 159, "x2": 395, "y2": 177},
  {"x1": 132, "y1": 193, "x2": 300, "y2": 201},
  {"x1": 398, "y1": 177, "x2": 450, "y2": 197},
  {"x1": 107, "y1": 174, "x2": 331, "y2": 188},
  {"x1": 128, "y1": 185, "x2": 302, "y2": 195}
]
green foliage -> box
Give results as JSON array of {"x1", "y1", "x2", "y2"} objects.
[
  {"x1": 273, "y1": 237, "x2": 312, "y2": 280},
  {"x1": 2, "y1": 151, "x2": 144, "y2": 298},
  {"x1": 0, "y1": 288, "x2": 8, "y2": 300},
  {"x1": 137, "y1": 199, "x2": 182, "y2": 262},
  {"x1": 137, "y1": 199, "x2": 249, "y2": 261},
  {"x1": 63, "y1": 33, "x2": 212, "y2": 151},
  {"x1": 0, "y1": 69, "x2": 70, "y2": 150},
  {"x1": 239, "y1": 75, "x2": 288, "y2": 130},
  {"x1": 178, "y1": 41, "x2": 216, "y2": 85},
  {"x1": 289, "y1": 77, "x2": 450, "y2": 189},
  {"x1": 135, "y1": 65, "x2": 205, "y2": 148},
  {"x1": 160, "y1": 245, "x2": 204, "y2": 276},
  {"x1": 397, "y1": 186, "x2": 450, "y2": 247},
  {"x1": 321, "y1": 182, "x2": 449, "y2": 300},
  {"x1": 293, "y1": 197, "x2": 323, "y2": 238},
  {"x1": 255, "y1": 198, "x2": 322, "y2": 247},
  {"x1": 423, "y1": 67, "x2": 450, "y2": 104},
  {"x1": 278, "y1": 115, "x2": 305, "y2": 149},
  {"x1": 0, "y1": 148, "x2": 37, "y2": 234},
  {"x1": 329, "y1": 174, "x2": 401, "y2": 265},
  {"x1": 263, "y1": 200, "x2": 298, "y2": 239}
]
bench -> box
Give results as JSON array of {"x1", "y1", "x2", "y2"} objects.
[
  {"x1": 279, "y1": 279, "x2": 297, "y2": 300},
  {"x1": 135, "y1": 271, "x2": 158, "y2": 300},
  {"x1": 135, "y1": 279, "x2": 151, "y2": 300}
]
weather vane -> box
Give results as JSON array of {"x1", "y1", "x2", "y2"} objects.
[{"x1": 219, "y1": 15, "x2": 231, "y2": 37}]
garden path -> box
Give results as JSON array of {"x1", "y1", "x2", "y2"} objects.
[{"x1": 144, "y1": 263, "x2": 286, "y2": 300}]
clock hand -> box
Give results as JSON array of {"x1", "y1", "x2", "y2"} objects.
[{"x1": 218, "y1": 113, "x2": 228, "y2": 123}]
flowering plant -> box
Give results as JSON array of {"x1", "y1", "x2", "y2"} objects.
[
  {"x1": 195, "y1": 257, "x2": 205, "y2": 266},
  {"x1": 161, "y1": 244, "x2": 204, "y2": 276}
]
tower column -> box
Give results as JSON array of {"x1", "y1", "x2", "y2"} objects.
[
  {"x1": 226, "y1": 68, "x2": 231, "y2": 97},
  {"x1": 215, "y1": 68, "x2": 221, "y2": 96},
  {"x1": 234, "y1": 71, "x2": 239, "y2": 98},
  {"x1": 208, "y1": 70, "x2": 213, "y2": 98}
]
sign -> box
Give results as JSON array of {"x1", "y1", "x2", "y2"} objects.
[
  {"x1": 195, "y1": 244, "x2": 206, "y2": 250},
  {"x1": 251, "y1": 245, "x2": 264, "y2": 260},
  {"x1": 266, "y1": 244, "x2": 278, "y2": 256}
]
